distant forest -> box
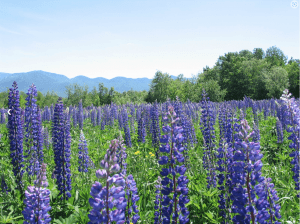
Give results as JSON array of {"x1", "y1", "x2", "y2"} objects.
[{"x1": 0, "y1": 46, "x2": 298, "y2": 108}]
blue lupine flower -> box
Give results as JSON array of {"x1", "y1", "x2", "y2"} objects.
[
  {"x1": 78, "y1": 99, "x2": 83, "y2": 130},
  {"x1": 22, "y1": 163, "x2": 51, "y2": 224},
  {"x1": 200, "y1": 90, "x2": 217, "y2": 189},
  {"x1": 280, "y1": 89, "x2": 300, "y2": 198},
  {"x1": 24, "y1": 84, "x2": 41, "y2": 177},
  {"x1": 7, "y1": 81, "x2": 25, "y2": 191},
  {"x1": 88, "y1": 139, "x2": 126, "y2": 223},
  {"x1": 122, "y1": 108, "x2": 132, "y2": 148},
  {"x1": 78, "y1": 130, "x2": 91, "y2": 173},
  {"x1": 137, "y1": 117, "x2": 146, "y2": 143},
  {"x1": 275, "y1": 117, "x2": 284, "y2": 144},
  {"x1": 52, "y1": 97, "x2": 72, "y2": 200},
  {"x1": 96, "y1": 107, "x2": 101, "y2": 126},
  {"x1": 73, "y1": 106, "x2": 77, "y2": 127},
  {"x1": 155, "y1": 105, "x2": 189, "y2": 224},
  {"x1": 1, "y1": 174, "x2": 10, "y2": 194},
  {"x1": 151, "y1": 102, "x2": 161, "y2": 148},
  {"x1": 91, "y1": 108, "x2": 97, "y2": 126}
]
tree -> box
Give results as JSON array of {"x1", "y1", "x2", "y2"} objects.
[
  {"x1": 36, "y1": 91, "x2": 44, "y2": 108},
  {"x1": 167, "y1": 79, "x2": 182, "y2": 101},
  {"x1": 239, "y1": 58, "x2": 269, "y2": 100},
  {"x1": 98, "y1": 83, "x2": 108, "y2": 105},
  {"x1": 106, "y1": 87, "x2": 115, "y2": 105},
  {"x1": 19, "y1": 91, "x2": 27, "y2": 108},
  {"x1": 89, "y1": 86, "x2": 100, "y2": 107},
  {"x1": 148, "y1": 71, "x2": 172, "y2": 103},
  {"x1": 265, "y1": 46, "x2": 288, "y2": 68},
  {"x1": 202, "y1": 80, "x2": 227, "y2": 102},
  {"x1": 63, "y1": 83, "x2": 91, "y2": 107},
  {"x1": 239, "y1": 49, "x2": 253, "y2": 60},
  {"x1": 200, "y1": 66, "x2": 220, "y2": 83},
  {"x1": 176, "y1": 74, "x2": 185, "y2": 82},
  {"x1": 253, "y1": 48, "x2": 265, "y2": 60},
  {"x1": 262, "y1": 66, "x2": 290, "y2": 98},
  {"x1": 217, "y1": 52, "x2": 248, "y2": 100},
  {"x1": 0, "y1": 88, "x2": 9, "y2": 108},
  {"x1": 284, "y1": 58, "x2": 300, "y2": 98},
  {"x1": 43, "y1": 91, "x2": 59, "y2": 108}
]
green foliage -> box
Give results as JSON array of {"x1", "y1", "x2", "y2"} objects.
[
  {"x1": 201, "y1": 80, "x2": 226, "y2": 102},
  {"x1": 262, "y1": 66, "x2": 290, "y2": 98},
  {"x1": 284, "y1": 58, "x2": 300, "y2": 98},
  {"x1": 217, "y1": 52, "x2": 249, "y2": 100},
  {"x1": 265, "y1": 46, "x2": 288, "y2": 68},
  {"x1": 238, "y1": 58, "x2": 269, "y2": 100},
  {"x1": 146, "y1": 71, "x2": 173, "y2": 103},
  {"x1": 253, "y1": 48, "x2": 265, "y2": 60}
]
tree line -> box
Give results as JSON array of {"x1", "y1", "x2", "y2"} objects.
[{"x1": 0, "y1": 45, "x2": 298, "y2": 109}]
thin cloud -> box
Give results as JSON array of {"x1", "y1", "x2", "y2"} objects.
[
  {"x1": 0, "y1": 26, "x2": 22, "y2": 35},
  {"x1": 12, "y1": 47, "x2": 36, "y2": 56},
  {"x1": 19, "y1": 11, "x2": 55, "y2": 22},
  {"x1": 3, "y1": 5, "x2": 56, "y2": 22}
]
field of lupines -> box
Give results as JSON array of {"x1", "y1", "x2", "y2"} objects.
[{"x1": 0, "y1": 81, "x2": 299, "y2": 224}]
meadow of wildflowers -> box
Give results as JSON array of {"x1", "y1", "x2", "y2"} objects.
[{"x1": 0, "y1": 81, "x2": 299, "y2": 224}]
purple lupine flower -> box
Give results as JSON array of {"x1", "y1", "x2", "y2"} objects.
[
  {"x1": 109, "y1": 103, "x2": 115, "y2": 127},
  {"x1": 200, "y1": 90, "x2": 217, "y2": 189},
  {"x1": 7, "y1": 81, "x2": 25, "y2": 191},
  {"x1": 0, "y1": 109, "x2": 5, "y2": 124},
  {"x1": 24, "y1": 84, "x2": 43, "y2": 178},
  {"x1": 50, "y1": 104, "x2": 54, "y2": 120},
  {"x1": 23, "y1": 163, "x2": 51, "y2": 224},
  {"x1": 43, "y1": 106, "x2": 50, "y2": 121},
  {"x1": 78, "y1": 99, "x2": 84, "y2": 130},
  {"x1": 36, "y1": 107, "x2": 44, "y2": 169},
  {"x1": 124, "y1": 174, "x2": 140, "y2": 224},
  {"x1": 88, "y1": 139, "x2": 127, "y2": 223},
  {"x1": 252, "y1": 120, "x2": 260, "y2": 143},
  {"x1": 96, "y1": 107, "x2": 101, "y2": 126},
  {"x1": 114, "y1": 135, "x2": 140, "y2": 224},
  {"x1": 52, "y1": 97, "x2": 72, "y2": 200},
  {"x1": 1, "y1": 174, "x2": 10, "y2": 194},
  {"x1": 151, "y1": 102, "x2": 161, "y2": 149},
  {"x1": 254, "y1": 177, "x2": 281, "y2": 223},
  {"x1": 155, "y1": 105, "x2": 189, "y2": 224},
  {"x1": 276, "y1": 117, "x2": 284, "y2": 144},
  {"x1": 179, "y1": 113, "x2": 194, "y2": 170},
  {"x1": 43, "y1": 126, "x2": 50, "y2": 150},
  {"x1": 118, "y1": 110, "x2": 124, "y2": 130},
  {"x1": 101, "y1": 116, "x2": 106, "y2": 130},
  {"x1": 91, "y1": 108, "x2": 97, "y2": 126},
  {"x1": 137, "y1": 117, "x2": 146, "y2": 143},
  {"x1": 73, "y1": 106, "x2": 77, "y2": 127},
  {"x1": 280, "y1": 89, "x2": 300, "y2": 198},
  {"x1": 230, "y1": 118, "x2": 282, "y2": 223},
  {"x1": 129, "y1": 103, "x2": 135, "y2": 134},
  {"x1": 216, "y1": 104, "x2": 233, "y2": 224},
  {"x1": 115, "y1": 136, "x2": 127, "y2": 174},
  {"x1": 78, "y1": 130, "x2": 90, "y2": 173},
  {"x1": 154, "y1": 176, "x2": 163, "y2": 224},
  {"x1": 122, "y1": 108, "x2": 132, "y2": 148}
]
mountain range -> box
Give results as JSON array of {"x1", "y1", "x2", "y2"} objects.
[{"x1": 0, "y1": 70, "x2": 181, "y2": 98}]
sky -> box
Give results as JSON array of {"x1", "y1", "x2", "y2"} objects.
[{"x1": 0, "y1": 0, "x2": 299, "y2": 79}]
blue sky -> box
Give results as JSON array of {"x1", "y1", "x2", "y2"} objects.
[{"x1": 0, "y1": 0, "x2": 298, "y2": 79}]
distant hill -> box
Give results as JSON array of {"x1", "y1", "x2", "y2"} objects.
[{"x1": 0, "y1": 70, "x2": 185, "y2": 98}]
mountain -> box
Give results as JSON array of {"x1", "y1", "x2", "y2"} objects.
[{"x1": 0, "y1": 70, "x2": 184, "y2": 98}]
